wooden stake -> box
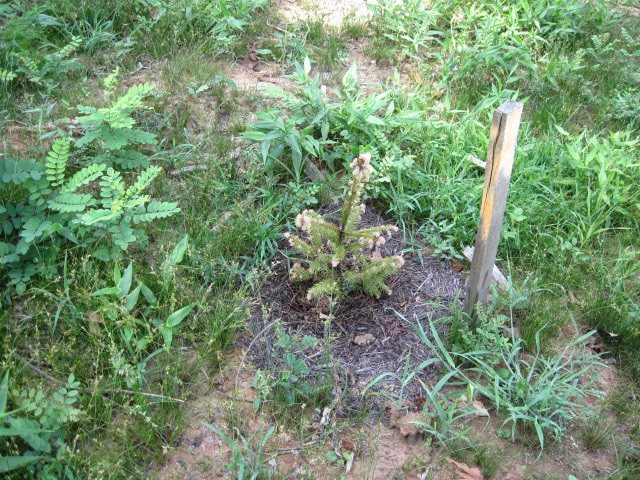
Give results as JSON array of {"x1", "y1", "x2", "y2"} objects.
[{"x1": 464, "y1": 101, "x2": 523, "y2": 317}]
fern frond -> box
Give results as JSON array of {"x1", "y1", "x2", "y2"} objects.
[
  {"x1": 132, "y1": 202, "x2": 180, "y2": 224},
  {"x1": 48, "y1": 192, "x2": 96, "y2": 213},
  {"x1": 112, "y1": 83, "x2": 156, "y2": 112},
  {"x1": 11, "y1": 51, "x2": 39, "y2": 77},
  {"x1": 110, "y1": 150, "x2": 150, "y2": 169},
  {"x1": 61, "y1": 164, "x2": 106, "y2": 193},
  {"x1": 103, "y1": 68, "x2": 120, "y2": 96},
  {"x1": 100, "y1": 126, "x2": 130, "y2": 149},
  {"x1": 0, "y1": 68, "x2": 17, "y2": 83},
  {"x1": 56, "y1": 35, "x2": 82, "y2": 60},
  {"x1": 125, "y1": 128, "x2": 157, "y2": 145},
  {"x1": 76, "y1": 208, "x2": 120, "y2": 226},
  {"x1": 45, "y1": 137, "x2": 71, "y2": 188},
  {"x1": 99, "y1": 168, "x2": 125, "y2": 205},
  {"x1": 123, "y1": 166, "x2": 161, "y2": 200},
  {"x1": 123, "y1": 195, "x2": 150, "y2": 210}
]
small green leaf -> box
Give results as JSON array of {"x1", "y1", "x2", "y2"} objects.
[
  {"x1": 0, "y1": 372, "x2": 8, "y2": 415},
  {"x1": 117, "y1": 262, "x2": 133, "y2": 299},
  {"x1": 163, "y1": 303, "x2": 195, "y2": 329},
  {"x1": 93, "y1": 287, "x2": 121, "y2": 296},
  {"x1": 0, "y1": 455, "x2": 43, "y2": 473},
  {"x1": 167, "y1": 235, "x2": 188, "y2": 269},
  {"x1": 325, "y1": 450, "x2": 340, "y2": 463},
  {"x1": 19, "y1": 217, "x2": 52, "y2": 243},
  {"x1": 302, "y1": 335, "x2": 317, "y2": 347},
  {"x1": 140, "y1": 284, "x2": 157, "y2": 305},
  {"x1": 124, "y1": 284, "x2": 141, "y2": 311}
]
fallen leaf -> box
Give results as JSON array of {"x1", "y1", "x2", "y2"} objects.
[
  {"x1": 448, "y1": 458, "x2": 484, "y2": 480},
  {"x1": 341, "y1": 439, "x2": 354, "y2": 452},
  {"x1": 389, "y1": 411, "x2": 425, "y2": 438},
  {"x1": 87, "y1": 311, "x2": 104, "y2": 336},
  {"x1": 471, "y1": 400, "x2": 490, "y2": 417}
]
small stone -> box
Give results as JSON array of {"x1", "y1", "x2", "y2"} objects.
[{"x1": 353, "y1": 333, "x2": 375, "y2": 346}]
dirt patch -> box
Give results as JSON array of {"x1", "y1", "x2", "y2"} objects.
[
  {"x1": 277, "y1": 0, "x2": 372, "y2": 28},
  {"x1": 228, "y1": 59, "x2": 296, "y2": 93},
  {"x1": 228, "y1": 0, "x2": 401, "y2": 95},
  {"x1": 1, "y1": 123, "x2": 60, "y2": 157}
]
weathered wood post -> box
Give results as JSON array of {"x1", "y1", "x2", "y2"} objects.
[{"x1": 464, "y1": 101, "x2": 524, "y2": 318}]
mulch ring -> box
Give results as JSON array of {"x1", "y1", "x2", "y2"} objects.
[{"x1": 242, "y1": 205, "x2": 466, "y2": 413}]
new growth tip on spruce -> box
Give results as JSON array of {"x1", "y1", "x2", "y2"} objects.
[{"x1": 285, "y1": 152, "x2": 404, "y2": 302}]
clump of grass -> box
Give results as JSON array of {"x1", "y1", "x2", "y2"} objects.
[
  {"x1": 414, "y1": 316, "x2": 605, "y2": 452},
  {"x1": 581, "y1": 415, "x2": 616, "y2": 450}
]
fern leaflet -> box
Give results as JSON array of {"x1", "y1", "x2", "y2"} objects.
[
  {"x1": 48, "y1": 192, "x2": 96, "y2": 213},
  {"x1": 132, "y1": 202, "x2": 180, "y2": 224},
  {"x1": 124, "y1": 166, "x2": 161, "y2": 200},
  {"x1": 61, "y1": 164, "x2": 106, "y2": 193},
  {"x1": 45, "y1": 137, "x2": 71, "y2": 188},
  {"x1": 76, "y1": 209, "x2": 119, "y2": 226}
]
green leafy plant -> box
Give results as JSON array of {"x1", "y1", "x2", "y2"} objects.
[
  {"x1": 611, "y1": 89, "x2": 640, "y2": 129},
  {"x1": 131, "y1": 0, "x2": 269, "y2": 57},
  {"x1": 560, "y1": 129, "x2": 639, "y2": 247},
  {"x1": 9, "y1": 35, "x2": 83, "y2": 94},
  {"x1": 74, "y1": 72, "x2": 159, "y2": 170},
  {"x1": 241, "y1": 58, "x2": 423, "y2": 182},
  {"x1": 285, "y1": 152, "x2": 404, "y2": 301},
  {"x1": 0, "y1": 81, "x2": 180, "y2": 293},
  {"x1": 251, "y1": 329, "x2": 323, "y2": 412},
  {"x1": 448, "y1": 306, "x2": 513, "y2": 366},
  {"x1": 92, "y1": 241, "x2": 195, "y2": 389},
  {"x1": 1, "y1": 371, "x2": 81, "y2": 477},
  {"x1": 0, "y1": 3, "x2": 87, "y2": 105},
  {"x1": 203, "y1": 422, "x2": 277, "y2": 480}
]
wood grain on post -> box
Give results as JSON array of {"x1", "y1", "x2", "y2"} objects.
[{"x1": 464, "y1": 101, "x2": 523, "y2": 317}]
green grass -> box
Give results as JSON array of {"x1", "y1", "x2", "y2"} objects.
[{"x1": 1, "y1": 0, "x2": 639, "y2": 477}]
